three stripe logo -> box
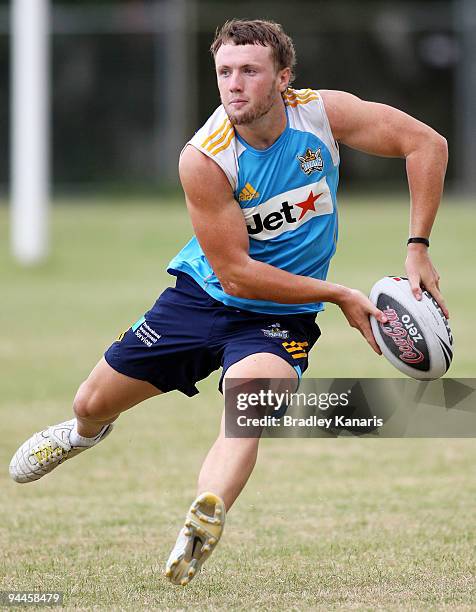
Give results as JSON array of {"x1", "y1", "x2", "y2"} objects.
[
  {"x1": 201, "y1": 118, "x2": 234, "y2": 156},
  {"x1": 283, "y1": 88, "x2": 319, "y2": 108}
]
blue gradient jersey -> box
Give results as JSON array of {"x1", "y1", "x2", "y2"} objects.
[{"x1": 168, "y1": 88, "x2": 340, "y2": 315}]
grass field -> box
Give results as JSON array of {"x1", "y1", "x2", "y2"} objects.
[{"x1": 0, "y1": 196, "x2": 475, "y2": 610}]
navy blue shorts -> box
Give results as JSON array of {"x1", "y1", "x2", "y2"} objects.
[{"x1": 104, "y1": 272, "x2": 321, "y2": 397}]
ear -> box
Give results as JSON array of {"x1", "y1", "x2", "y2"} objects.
[{"x1": 277, "y1": 67, "x2": 291, "y2": 92}]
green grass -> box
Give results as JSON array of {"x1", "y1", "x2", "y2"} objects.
[{"x1": 0, "y1": 196, "x2": 475, "y2": 610}]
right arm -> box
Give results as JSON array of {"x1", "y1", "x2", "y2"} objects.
[{"x1": 179, "y1": 145, "x2": 387, "y2": 353}]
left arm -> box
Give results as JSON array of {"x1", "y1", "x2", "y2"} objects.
[{"x1": 320, "y1": 90, "x2": 449, "y2": 317}]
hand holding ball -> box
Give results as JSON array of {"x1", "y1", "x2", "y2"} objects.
[{"x1": 369, "y1": 277, "x2": 453, "y2": 380}]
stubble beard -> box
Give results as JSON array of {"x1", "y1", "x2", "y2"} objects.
[{"x1": 225, "y1": 85, "x2": 277, "y2": 126}]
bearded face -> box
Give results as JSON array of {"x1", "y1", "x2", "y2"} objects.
[
  {"x1": 225, "y1": 82, "x2": 276, "y2": 126},
  {"x1": 215, "y1": 43, "x2": 288, "y2": 128}
]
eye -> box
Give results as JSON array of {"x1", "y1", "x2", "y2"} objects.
[
  {"x1": 245, "y1": 68, "x2": 257, "y2": 75},
  {"x1": 219, "y1": 69, "x2": 230, "y2": 77}
]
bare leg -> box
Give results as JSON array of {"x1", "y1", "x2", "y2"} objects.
[
  {"x1": 9, "y1": 357, "x2": 162, "y2": 484},
  {"x1": 165, "y1": 352, "x2": 298, "y2": 585},
  {"x1": 197, "y1": 352, "x2": 297, "y2": 510},
  {"x1": 73, "y1": 357, "x2": 161, "y2": 437}
]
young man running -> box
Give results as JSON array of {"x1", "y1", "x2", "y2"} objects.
[{"x1": 9, "y1": 19, "x2": 448, "y2": 586}]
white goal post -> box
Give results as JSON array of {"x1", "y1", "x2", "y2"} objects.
[{"x1": 10, "y1": 0, "x2": 50, "y2": 264}]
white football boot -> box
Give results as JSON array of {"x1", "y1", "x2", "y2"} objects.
[
  {"x1": 9, "y1": 418, "x2": 113, "y2": 483},
  {"x1": 165, "y1": 492, "x2": 226, "y2": 586}
]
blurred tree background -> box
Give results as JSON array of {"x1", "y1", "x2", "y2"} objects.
[{"x1": 0, "y1": 0, "x2": 472, "y2": 193}]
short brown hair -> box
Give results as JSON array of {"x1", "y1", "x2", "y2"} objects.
[{"x1": 210, "y1": 19, "x2": 296, "y2": 83}]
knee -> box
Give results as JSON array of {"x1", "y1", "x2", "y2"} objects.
[{"x1": 73, "y1": 381, "x2": 109, "y2": 421}]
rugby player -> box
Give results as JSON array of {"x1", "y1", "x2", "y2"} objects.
[{"x1": 9, "y1": 19, "x2": 448, "y2": 586}]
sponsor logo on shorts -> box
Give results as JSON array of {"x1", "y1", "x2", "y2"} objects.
[
  {"x1": 262, "y1": 323, "x2": 289, "y2": 339},
  {"x1": 282, "y1": 340, "x2": 309, "y2": 359},
  {"x1": 134, "y1": 321, "x2": 161, "y2": 347},
  {"x1": 297, "y1": 147, "x2": 324, "y2": 175}
]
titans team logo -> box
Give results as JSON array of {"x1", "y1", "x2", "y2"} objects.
[
  {"x1": 261, "y1": 323, "x2": 289, "y2": 340},
  {"x1": 297, "y1": 148, "x2": 324, "y2": 175}
]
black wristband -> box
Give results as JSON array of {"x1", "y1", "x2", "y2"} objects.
[{"x1": 407, "y1": 237, "x2": 430, "y2": 247}]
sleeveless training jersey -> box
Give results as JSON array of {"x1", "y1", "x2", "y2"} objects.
[{"x1": 167, "y1": 88, "x2": 340, "y2": 315}]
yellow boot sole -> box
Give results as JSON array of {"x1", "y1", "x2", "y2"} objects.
[{"x1": 165, "y1": 492, "x2": 226, "y2": 586}]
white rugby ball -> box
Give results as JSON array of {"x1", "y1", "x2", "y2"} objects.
[{"x1": 369, "y1": 276, "x2": 453, "y2": 380}]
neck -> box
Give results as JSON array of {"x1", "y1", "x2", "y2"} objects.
[{"x1": 234, "y1": 97, "x2": 287, "y2": 150}]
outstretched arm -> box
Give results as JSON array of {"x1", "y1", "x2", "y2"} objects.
[
  {"x1": 179, "y1": 145, "x2": 387, "y2": 354},
  {"x1": 320, "y1": 89, "x2": 449, "y2": 317}
]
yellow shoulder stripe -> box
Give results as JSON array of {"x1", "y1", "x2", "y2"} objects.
[
  {"x1": 284, "y1": 89, "x2": 319, "y2": 104},
  {"x1": 284, "y1": 89, "x2": 319, "y2": 107},
  {"x1": 209, "y1": 127, "x2": 234, "y2": 155},
  {"x1": 285, "y1": 98, "x2": 319, "y2": 108},
  {"x1": 200, "y1": 117, "x2": 234, "y2": 155},
  {"x1": 206, "y1": 121, "x2": 233, "y2": 154},
  {"x1": 201, "y1": 118, "x2": 229, "y2": 149},
  {"x1": 285, "y1": 88, "x2": 317, "y2": 98}
]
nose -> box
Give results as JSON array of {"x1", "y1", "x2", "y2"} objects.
[{"x1": 228, "y1": 70, "x2": 243, "y2": 92}]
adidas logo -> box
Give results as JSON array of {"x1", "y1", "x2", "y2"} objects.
[{"x1": 238, "y1": 183, "x2": 260, "y2": 202}]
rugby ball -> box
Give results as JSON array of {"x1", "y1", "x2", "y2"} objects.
[{"x1": 369, "y1": 276, "x2": 453, "y2": 380}]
